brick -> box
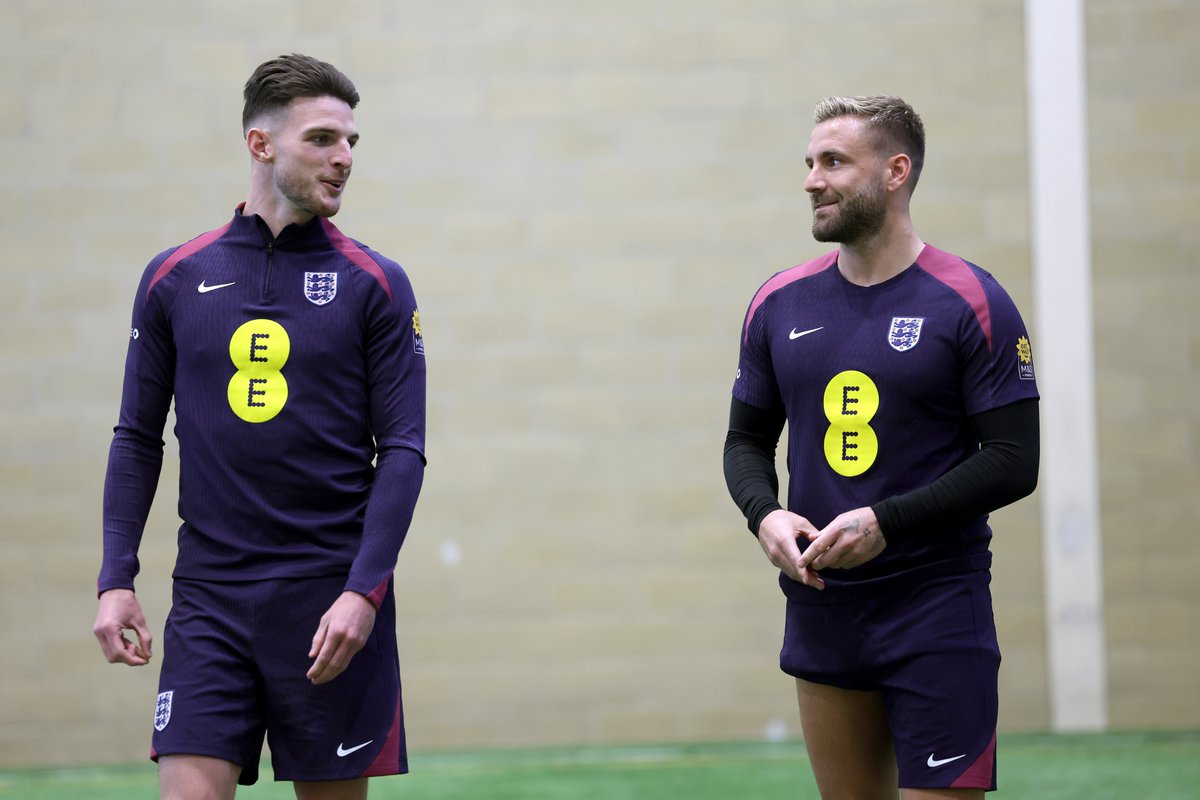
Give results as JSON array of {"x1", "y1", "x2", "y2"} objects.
[{"x1": 1, "y1": 0, "x2": 1198, "y2": 771}]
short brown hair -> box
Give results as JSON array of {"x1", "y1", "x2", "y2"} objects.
[
  {"x1": 242, "y1": 53, "x2": 360, "y2": 131},
  {"x1": 813, "y1": 95, "x2": 926, "y2": 192}
]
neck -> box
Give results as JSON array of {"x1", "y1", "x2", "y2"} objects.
[
  {"x1": 836, "y1": 217, "x2": 924, "y2": 287},
  {"x1": 242, "y1": 174, "x2": 314, "y2": 239}
]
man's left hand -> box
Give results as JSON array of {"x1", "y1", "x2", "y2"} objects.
[
  {"x1": 796, "y1": 507, "x2": 887, "y2": 573},
  {"x1": 307, "y1": 591, "x2": 376, "y2": 685}
]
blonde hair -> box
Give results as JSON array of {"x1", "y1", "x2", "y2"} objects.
[{"x1": 813, "y1": 95, "x2": 926, "y2": 191}]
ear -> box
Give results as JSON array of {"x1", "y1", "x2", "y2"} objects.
[
  {"x1": 246, "y1": 127, "x2": 272, "y2": 164},
  {"x1": 884, "y1": 153, "x2": 912, "y2": 193}
]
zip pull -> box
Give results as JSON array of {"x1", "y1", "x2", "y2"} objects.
[{"x1": 261, "y1": 240, "x2": 275, "y2": 304}]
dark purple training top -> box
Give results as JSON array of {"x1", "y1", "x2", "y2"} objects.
[
  {"x1": 99, "y1": 206, "x2": 426, "y2": 603},
  {"x1": 733, "y1": 245, "x2": 1039, "y2": 590}
]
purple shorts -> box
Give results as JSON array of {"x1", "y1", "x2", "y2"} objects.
[
  {"x1": 781, "y1": 566, "x2": 999, "y2": 791},
  {"x1": 152, "y1": 575, "x2": 405, "y2": 785}
]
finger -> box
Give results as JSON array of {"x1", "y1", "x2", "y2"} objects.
[
  {"x1": 109, "y1": 633, "x2": 149, "y2": 666},
  {"x1": 307, "y1": 625, "x2": 346, "y2": 683},
  {"x1": 308, "y1": 637, "x2": 350, "y2": 684},
  {"x1": 95, "y1": 625, "x2": 130, "y2": 664},
  {"x1": 310, "y1": 654, "x2": 345, "y2": 685},
  {"x1": 307, "y1": 643, "x2": 333, "y2": 683},
  {"x1": 796, "y1": 565, "x2": 825, "y2": 591},
  {"x1": 810, "y1": 541, "x2": 838, "y2": 570},
  {"x1": 132, "y1": 622, "x2": 154, "y2": 661},
  {"x1": 120, "y1": 636, "x2": 151, "y2": 666},
  {"x1": 309, "y1": 618, "x2": 329, "y2": 660},
  {"x1": 761, "y1": 534, "x2": 797, "y2": 570},
  {"x1": 311, "y1": 624, "x2": 370, "y2": 684},
  {"x1": 795, "y1": 539, "x2": 826, "y2": 571}
]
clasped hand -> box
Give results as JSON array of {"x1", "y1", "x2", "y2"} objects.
[{"x1": 756, "y1": 507, "x2": 886, "y2": 590}]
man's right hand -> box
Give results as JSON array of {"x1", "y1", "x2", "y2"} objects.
[
  {"x1": 757, "y1": 509, "x2": 825, "y2": 590},
  {"x1": 93, "y1": 588, "x2": 153, "y2": 666}
]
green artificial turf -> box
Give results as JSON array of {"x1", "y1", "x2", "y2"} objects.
[{"x1": 2, "y1": 731, "x2": 1197, "y2": 799}]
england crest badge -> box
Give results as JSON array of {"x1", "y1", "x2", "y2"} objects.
[
  {"x1": 887, "y1": 317, "x2": 924, "y2": 352},
  {"x1": 154, "y1": 690, "x2": 173, "y2": 731},
  {"x1": 304, "y1": 272, "x2": 338, "y2": 306}
]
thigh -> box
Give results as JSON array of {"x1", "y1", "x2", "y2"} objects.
[
  {"x1": 158, "y1": 754, "x2": 241, "y2": 800},
  {"x1": 873, "y1": 572, "x2": 999, "y2": 793},
  {"x1": 294, "y1": 778, "x2": 367, "y2": 800},
  {"x1": 257, "y1": 576, "x2": 407, "y2": 783},
  {"x1": 902, "y1": 788, "x2": 984, "y2": 800},
  {"x1": 796, "y1": 678, "x2": 898, "y2": 800},
  {"x1": 154, "y1": 580, "x2": 267, "y2": 785}
]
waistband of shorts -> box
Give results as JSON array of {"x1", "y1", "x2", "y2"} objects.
[{"x1": 779, "y1": 551, "x2": 992, "y2": 605}]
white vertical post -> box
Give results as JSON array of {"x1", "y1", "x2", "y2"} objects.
[{"x1": 1024, "y1": 0, "x2": 1108, "y2": 730}]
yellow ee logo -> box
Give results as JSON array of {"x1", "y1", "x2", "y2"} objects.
[
  {"x1": 227, "y1": 319, "x2": 290, "y2": 423},
  {"x1": 822, "y1": 370, "x2": 880, "y2": 477}
]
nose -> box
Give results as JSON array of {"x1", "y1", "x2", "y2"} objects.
[
  {"x1": 331, "y1": 139, "x2": 353, "y2": 169},
  {"x1": 804, "y1": 165, "x2": 823, "y2": 194}
]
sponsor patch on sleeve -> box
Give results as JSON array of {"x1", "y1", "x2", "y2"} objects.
[
  {"x1": 412, "y1": 310, "x2": 425, "y2": 355},
  {"x1": 1016, "y1": 335, "x2": 1035, "y2": 380}
]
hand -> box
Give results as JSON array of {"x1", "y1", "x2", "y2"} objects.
[
  {"x1": 307, "y1": 591, "x2": 376, "y2": 685},
  {"x1": 757, "y1": 509, "x2": 825, "y2": 590},
  {"x1": 796, "y1": 507, "x2": 886, "y2": 575},
  {"x1": 93, "y1": 589, "x2": 153, "y2": 666}
]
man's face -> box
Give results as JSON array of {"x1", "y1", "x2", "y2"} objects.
[
  {"x1": 803, "y1": 116, "x2": 888, "y2": 246},
  {"x1": 267, "y1": 95, "x2": 358, "y2": 220}
]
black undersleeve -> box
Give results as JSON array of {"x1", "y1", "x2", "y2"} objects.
[
  {"x1": 722, "y1": 397, "x2": 786, "y2": 535},
  {"x1": 722, "y1": 397, "x2": 1040, "y2": 539},
  {"x1": 871, "y1": 398, "x2": 1039, "y2": 539}
]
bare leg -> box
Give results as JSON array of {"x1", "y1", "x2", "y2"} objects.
[
  {"x1": 294, "y1": 778, "x2": 368, "y2": 800},
  {"x1": 902, "y1": 789, "x2": 984, "y2": 800},
  {"x1": 796, "y1": 678, "x2": 899, "y2": 800},
  {"x1": 159, "y1": 755, "x2": 241, "y2": 800}
]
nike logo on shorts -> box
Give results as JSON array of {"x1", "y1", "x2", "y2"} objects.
[
  {"x1": 337, "y1": 740, "x2": 374, "y2": 757},
  {"x1": 198, "y1": 280, "x2": 236, "y2": 293},
  {"x1": 927, "y1": 752, "x2": 967, "y2": 768}
]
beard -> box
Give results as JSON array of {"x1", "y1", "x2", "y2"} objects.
[
  {"x1": 811, "y1": 178, "x2": 887, "y2": 246},
  {"x1": 274, "y1": 161, "x2": 343, "y2": 219}
]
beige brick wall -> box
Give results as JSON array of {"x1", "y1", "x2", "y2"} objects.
[
  {"x1": 1087, "y1": 0, "x2": 1200, "y2": 728},
  {"x1": 0, "y1": 0, "x2": 1194, "y2": 770}
]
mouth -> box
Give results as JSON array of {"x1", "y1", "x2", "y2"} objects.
[{"x1": 321, "y1": 177, "x2": 346, "y2": 193}]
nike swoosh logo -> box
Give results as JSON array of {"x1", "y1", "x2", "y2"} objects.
[
  {"x1": 197, "y1": 280, "x2": 236, "y2": 293},
  {"x1": 789, "y1": 326, "x2": 824, "y2": 339},
  {"x1": 337, "y1": 740, "x2": 374, "y2": 757},
  {"x1": 927, "y1": 753, "x2": 967, "y2": 768}
]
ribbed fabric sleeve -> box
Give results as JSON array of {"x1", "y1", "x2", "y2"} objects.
[
  {"x1": 723, "y1": 396, "x2": 787, "y2": 536},
  {"x1": 872, "y1": 399, "x2": 1040, "y2": 540},
  {"x1": 345, "y1": 445, "x2": 425, "y2": 605}
]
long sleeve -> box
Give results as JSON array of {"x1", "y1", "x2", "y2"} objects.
[
  {"x1": 723, "y1": 396, "x2": 787, "y2": 536},
  {"x1": 98, "y1": 261, "x2": 176, "y2": 593},
  {"x1": 344, "y1": 251, "x2": 427, "y2": 604},
  {"x1": 872, "y1": 398, "x2": 1040, "y2": 539}
]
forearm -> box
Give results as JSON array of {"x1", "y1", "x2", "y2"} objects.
[
  {"x1": 723, "y1": 397, "x2": 787, "y2": 535},
  {"x1": 872, "y1": 399, "x2": 1040, "y2": 539},
  {"x1": 98, "y1": 428, "x2": 166, "y2": 593},
  {"x1": 345, "y1": 445, "x2": 425, "y2": 605}
]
